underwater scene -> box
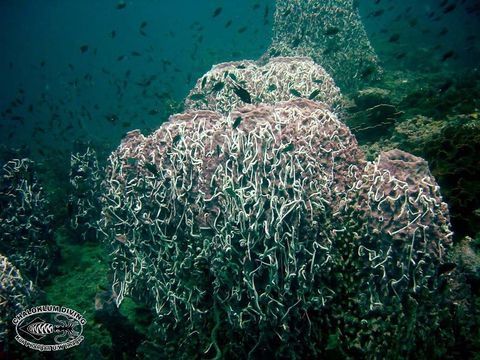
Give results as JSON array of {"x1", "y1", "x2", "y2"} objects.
[{"x1": 0, "y1": 0, "x2": 479, "y2": 359}]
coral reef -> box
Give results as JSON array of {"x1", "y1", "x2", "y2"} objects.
[
  {"x1": 100, "y1": 99, "x2": 453, "y2": 358},
  {"x1": 0, "y1": 158, "x2": 56, "y2": 282},
  {"x1": 185, "y1": 56, "x2": 344, "y2": 115},
  {"x1": 68, "y1": 146, "x2": 103, "y2": 242},
  {"x1": 363, "y1": 113, "x2": 480, "y2": 239},
  {"x1": 423, "y1": 115, "x2": 480, "y2": 238},
  {"x1": 260, "y1": 0, "x2": 382, "y2": 90},
  {"x1": 0, "y1": 253, "x2": 36, "y2": 347}
]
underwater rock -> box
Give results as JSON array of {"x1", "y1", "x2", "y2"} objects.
[
  {"x1": 423, "y1": 115, "x2": 480, "y2": 238},
  {"x1": 390, "y1": 115, "x2": 443, "y2": 155},
  {"x1": 451, "y1": 237, "x2": 480, "y2": 283},
  {"x1": 354, "y1": 87, "x2": 393, "y2": 110},
  {"x1": 185, "y1": 56, "x2": 344, "y2": 115},
  {"x1": 94, "y1": 290, "x2": 144, "y2": 358},
  {"x1": 346, "y1": 103, "x2": 403, "y2": 142},
  {"x1": 261, "y1": 0, "x2": 382, "y2": 90},
  {"x1": 100, "y1": 99, "x2": 454, "y2": 358}
]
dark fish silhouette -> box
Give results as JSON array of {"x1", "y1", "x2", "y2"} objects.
[
  {"x1": 190, "y1": 93, "x2": 205, "y2": 101},
  {"x1": 211, "y1": 81, "x2": 225, "y2": 93},
  {"x1": 389, "y1": 33, "x2": 400, "y2": 42},
  {"x1": 441, "y1": 50, "x2": 455, "y2": 62},
  {"x1": 324, "y1": 27, "x2": 340, "y2": 36},
  {"x1": 80, "y1": 45, "x2": 89, "y2": 53},
  {"x1": 233, "y1": 116, "x2": 242, "y2": 129},
  {"x1": 309, "y1": 89, "x2": 320, "y2": 100},
  {"x1": 116, "y1": 2, "x2": 126, "y2": 10},
  {"x1": 438, "y1": 263, "x2": 456, "y2": 275},
  {"x1": 232, "y1": 84, "x2": 251, "y2": 103},
  {"x1": 443, "y1": 4, "x2": 456, "y2": 14},
  {"x1": 289, "y1": 88, "x2": 301, "y2": 97},
  {"x1": 212, "y1": 7, "x2": 222, "y2": 17}
]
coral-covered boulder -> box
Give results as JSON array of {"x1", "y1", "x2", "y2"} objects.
[
  {"x1": 185, "y1": 57, "x2": 344, "y2": 115},
  {"x1": 0, "y1": 158, "x2": 56, "y2": 281},
  {"x1": 0, "y1": 253, "x2": 36, "y2": 343},
  {"x1": 100, "y1": 99, "x2": 452, "y2": 358}
]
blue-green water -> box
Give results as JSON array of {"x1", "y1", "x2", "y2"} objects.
[{"x1": 1, "y1": 1, "x2": 479, "y2": 359}]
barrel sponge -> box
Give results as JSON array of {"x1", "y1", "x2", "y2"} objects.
[
  {"x1": 0, "y1": 253, "x2": 35, "y2": 340},
  {"x1": 261, "y1": 0, "x2": 382, "y2": 90},
  {"x1": 185, "y1": 57, "x2": 344, "y2": 115},
  {"x1": 0, "y1": 158, "x2": 56, "y2": 280},
  {"x1": 100, "y1": 99, "x2": 452, "y2": 358}
]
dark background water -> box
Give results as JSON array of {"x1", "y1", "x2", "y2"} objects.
[{"x1": 0, "y1": 0, "x2": 478, "y2": 157}]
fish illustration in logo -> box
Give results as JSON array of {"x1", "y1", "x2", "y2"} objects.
[{"x1": 20, "y1": 314, "x2": 80, "y2": 343}]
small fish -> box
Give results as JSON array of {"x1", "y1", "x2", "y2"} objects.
[
  {"x1": 438, "y1": 80, "x2": 453, "y2": 93},
  {"x1": 308, "y1": 89, "x2": 320, "y2": 100},
  {"x1": 190, "y1": 93, "x2": 205, "y2": 101},
  {"x1": 238, "y1": 26, "x2": 247, "y2": 33},
  {"x1": 224, "y1": 187, "x2": 239, "y2": 201},
  {"x1": 148, "y1": 109, "x2": 159, "y2": 115},
  {"x1": 130, "y1": 51, "x2": 141, "y2": 56},
  {"x1": 111, "y1": 30, "x2": 116, "y2": 38},
  {"x1": 173, "y1": 134, "x2": 182, "y2": 145},
  {"x1": 440, "y1": 50, "x2": 454, "y2": 62},
  {"x1": 201, "y1": 77, "x2": 207, "y2": 88},
  {"x1": 105, "y1": 114, "x2": 119, "y2": 123},
  {"x1": 438, "y1": 263, "x2": 456, "y2": 275},
  {"x1": 140, "y1": 21, "x2": 147, "y2": 29},
  {"x1": 267, "y1": 84, "x2": 277, "y2": 92},
  {"x1": 324, "y1": 27, "x2": 340, "y2": 36},
  {"x1": 228, "y1": 73, "x2": 238, "y2": 81},
  {"x1": 145, "y1": 163, "x2": 158, "y2": 176},
  {"x1": 253, "y1": 3, "x2": 260, "y2": 10},
  {"x1": 389, "y1": 33, "x2": 400, "y2": 43},
  {"x1": 126, "y1": 157, "x2": 137, "y2": 166},
  {"x1": 232, "y1": 84, "x2": 252, "y2": 103},
  {"x1": 289, "y1": 88, "x2": 301, "y2": 97},
  {"x1": 282, "y1": 143, "x2": 295, "y2": 153},
  {"x1": 438, "y1": 27, "x2": 448, "y2": 36},
  {"x1": 225, "y1": 20, "x2": 232, "y2": 28},
  {"x1": 211, "y1": 81, "x2": 225, "y2": 93},
  {"x1": 369, "y1": 9, "x2": 385, "y2": 17},
  {"x1": 117, "y1": 55, "x2": 126, "y2": 61},
  {"x1": 212, "y1": 7, "x2": 222, "y2": 17},
  {"x1": 116, "y1": 2, "x2": 126, "y2": 10},
  {"x1": 443, "y1": 4, "x2": 456, "y2": 14},
  {"x1": 40, "y1": 60, "x2": 46, "y2": 67},
  {"x1": 360, "y1": 65, "x2": 376, "y2": 79},
  {"x1": 80, "y1": 45, "x2": 89, "y2": 54},
  {"x1": 232, "y1": 116, "x2": 242, "y2": 129}
]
